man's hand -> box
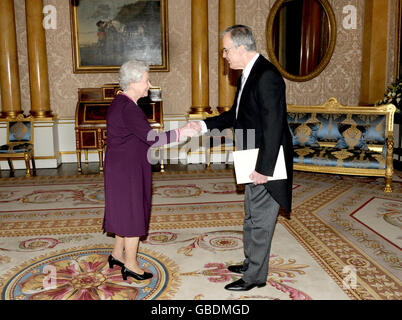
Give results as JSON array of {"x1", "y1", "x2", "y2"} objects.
[
  {"x1": 249, "y1": 170, "x2": 268, "y2": 185},
  {"x1": 178, "y1": 121, "x2": 201, "y2": 138},
  {"x1": 188, "y1": 121, "x2": 202, "y2": 132}
]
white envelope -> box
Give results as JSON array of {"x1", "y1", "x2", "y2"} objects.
[{"x1": 232, "y1": 146, "x2": 287, "y2": 184}]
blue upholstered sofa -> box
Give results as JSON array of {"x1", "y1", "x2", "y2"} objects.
[{"x1": 287, "y1": 98, "x2": 396, "y2": 192}]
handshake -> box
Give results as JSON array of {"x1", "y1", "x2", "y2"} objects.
[{"x1": 177, "y1": 121, "x2": 203, "y2": 139}]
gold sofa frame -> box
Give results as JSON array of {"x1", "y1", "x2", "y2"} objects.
[{"x1": 287, "y1": 98, "x2": 396, "y2": 192}]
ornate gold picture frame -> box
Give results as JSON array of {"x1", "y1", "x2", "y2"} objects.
[{"x1": 70, "y1": 0, "x2": 169, "y2": 73}]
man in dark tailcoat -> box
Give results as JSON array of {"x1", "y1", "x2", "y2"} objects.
[{"x1": 190, "y1": 25, "x2": 293, "y2": 291}]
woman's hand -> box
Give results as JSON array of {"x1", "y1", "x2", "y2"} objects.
[{"x1": 177, "y1": 122, "x2": 201, "y2": 138}]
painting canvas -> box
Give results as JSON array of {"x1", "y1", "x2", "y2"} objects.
[{"x1": 70, "y1": 0, "x2": 169, "y2": 72}]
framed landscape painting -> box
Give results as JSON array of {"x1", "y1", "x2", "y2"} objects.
[{"x1": 70, "y1": 0, "x2": 169, "y2": 73}]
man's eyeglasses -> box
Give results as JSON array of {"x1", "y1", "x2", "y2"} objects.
[{"x1": 222, "y1": 46, "x2": 235, "y2": 54}]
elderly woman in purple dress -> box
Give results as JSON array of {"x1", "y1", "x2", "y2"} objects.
[{"x1": 103, "y1": 60, "x2": 198, "y2": 281}]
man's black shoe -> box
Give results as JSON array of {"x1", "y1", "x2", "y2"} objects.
[
  {"x1": 227, "y1": 265, "x2": 246, "y2": 274},
  {"x1": 224, "y1": 279, "x2": 266, "y2": 291}
]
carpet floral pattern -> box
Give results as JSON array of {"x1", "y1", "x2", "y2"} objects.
[
  {"x1": 1, "y1": 247, "x2": 177, "y2": 300},
  {"x1": 0, "y1": 169, "x2": 400, "y2": 300}
]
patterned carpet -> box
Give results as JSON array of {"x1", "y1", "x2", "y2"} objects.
[{"x1": 0, "y1": 169, "x2": 400, "y2": 300}]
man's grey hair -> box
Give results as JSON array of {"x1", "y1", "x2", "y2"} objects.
[
  {"x1": 221, "y1": 25, "x2": 257, "y2": 52},
  {"x1": 119, "y1": 60, "x2": 149, "y2": 91}
]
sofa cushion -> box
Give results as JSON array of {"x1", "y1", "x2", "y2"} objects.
[
  {"x1": 351, "y1": 115, "x2": 386, "y2": 144},
  {"x1": 289, "y1": 122, "x2": 320, "y2": 147},
  {"x1": 293, "y1": 146, "x2": 385, "y2": 169},
  {"x1": 335, "y1": 124, "x2": 369, "y2": 150},
  {"x1": 0, "y1": 143, "x2": 33, "y2": 154},
  {"x1": 315, "y1": 113, "x2": 346, "y2": 142}
]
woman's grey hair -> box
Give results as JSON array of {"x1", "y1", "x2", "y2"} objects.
[
  {"x1": 221, "y1": 25, "x2": 257, "y2": 52},
  {"x1": 119, "y1": 60, "x2": 149, "y2": 91}
]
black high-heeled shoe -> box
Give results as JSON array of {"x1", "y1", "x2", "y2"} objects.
[
  {"x1": 121, "y1": 266, "x2": 153, "y2": 281},
  {"x1": 108, "y1": 255, "x2": 124, "y2": 269}
]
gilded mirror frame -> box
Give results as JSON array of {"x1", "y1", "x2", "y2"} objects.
[{"x1": 266, "y1": 0, "x2": 337, "y2": 82}]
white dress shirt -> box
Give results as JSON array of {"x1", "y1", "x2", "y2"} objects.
[{"x1": 235, "y1": 53, "x2": 259, "y2": 118}]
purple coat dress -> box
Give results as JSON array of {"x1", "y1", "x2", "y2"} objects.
[{"x1": 102, "y1": 94, "x2": 177, "y2": 237}]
